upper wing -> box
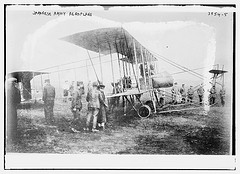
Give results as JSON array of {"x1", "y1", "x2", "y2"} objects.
[{"x1": 60, "y1": 27, "x2": 157, "y2": 64}]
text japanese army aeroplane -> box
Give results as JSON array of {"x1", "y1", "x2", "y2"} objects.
[{"x1": 60, "y1": 27, "x2": 226, "y2": 118}]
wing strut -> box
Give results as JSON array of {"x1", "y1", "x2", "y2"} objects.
[{"x1": 86, "y1": 50, "x2": 100, "y2": 83}]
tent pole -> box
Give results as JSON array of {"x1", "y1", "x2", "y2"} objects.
[{"x1": 133, "y1": 39, "x2": 140, "y2": 92}]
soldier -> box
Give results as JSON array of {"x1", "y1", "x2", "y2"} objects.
[
  {"x1": 187, "y1": 85, "x2": 194, "y2": 103},
  {"x1": 97, "y1": 82, "x2": 108, "y2": 130},
  {"x1": 180, "y1": 84, "x2": 186, "y2": 103},
  {"x1": 71, "y1": 81, "x2": 84, "y2": 120},
  {"x1": 6, "y1": 78, "x2": 21, "y2": 143},
  {"x1": 209, "y1": 85, "x2": 217, "y2": 105},
  {"x1": 171, "y1": 82, "x2": 179, "y2": 104},
  {"x1": 84, "y1": 81, "x2": 104, "y2": 132},
  {"x1": 42, "y1": 79, "x2": 55, "y2": 125},
  {"x1": 68, "y1": 81, "x2": 74, "y2": 101},
  {"x1": 219, "y1": 86, "x2": 226, "y2": 106},
  {"x1": 109, "y1": 82, "x2": 121, "y2": 113},
  {"x1": 197, "y1": 83, "x2": 205, "y2": 105},
  {"x1": 62, "y1": 80, "x2": 69, "y2": 102}
]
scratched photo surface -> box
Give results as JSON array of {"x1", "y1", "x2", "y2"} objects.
[{"x1": 5, "y1": 4, "x2": 234, "y2": 163}]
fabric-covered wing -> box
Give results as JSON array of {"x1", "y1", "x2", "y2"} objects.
[
  {"x1": 60, "y1": 27, "x2": 157, "y2": 64},
  {"x1": 7, "y1": 71, "x2": 49, "y2": 82}
]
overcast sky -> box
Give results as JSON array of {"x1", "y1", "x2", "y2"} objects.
[{"x1": 6, "y1": 5, "x2": 234, "y2": 91}]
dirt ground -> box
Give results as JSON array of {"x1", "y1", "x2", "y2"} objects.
[{"x1": 6, "y1": 96, "x2": 231, "y2": 155}]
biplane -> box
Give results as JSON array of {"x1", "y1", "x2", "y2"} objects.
[
  {"x1": 60, "y1": 27, "x2": 174, "y2": 117},
  {"x1": 6, "y1": 26, "x2": 228, "y2": 118},
  {"x1": 60, "y1": 27, "x2": 227, "y2": 118}
]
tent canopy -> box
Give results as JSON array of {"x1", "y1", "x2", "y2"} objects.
[{"x1": 60, "y1": 27, "x2": 157, "y2": 64}]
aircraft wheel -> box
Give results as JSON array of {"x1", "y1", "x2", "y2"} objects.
[{"x1": 138, "y1": 105, "x2": 151, "y2": 118}]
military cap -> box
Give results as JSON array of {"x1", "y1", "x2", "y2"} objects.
[
  {"x1": 7, "y1": 77, "x2": 17, "y2": 83},
  {"x1": 77, "y1": 81, "x2": 83, "y2": 86},
  {"x1": 92, "y1": 81, "x2": 99, "y2": 87},
  {"x1": 98, "y1": 81, "x2": 105, "y2": 88},
  {"x1": 45, "y1": 79, "x2": 50, "y2": 83}
]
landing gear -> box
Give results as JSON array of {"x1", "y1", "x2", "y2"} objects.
[{"x1": 138, "y1": 105, "x2": 151, "y2": 118}]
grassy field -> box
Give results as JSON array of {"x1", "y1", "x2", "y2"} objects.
[{"x1": 6, "y1": 96, "x2": 231, "y2": 155}]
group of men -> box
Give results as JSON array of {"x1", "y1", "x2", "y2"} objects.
[
  {"x1": 170, "y1": 82, "x2": 225, "y2": 106},
  {"x1": 42, "y1": 79, "x2": 108, "y2": 132},
  {"x1": 171, "y1": 82, "x2": 202, "y2": 104}
]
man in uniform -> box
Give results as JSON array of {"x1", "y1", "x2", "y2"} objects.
[
  {"x1": 180, "y1": 84, "x2": 186, "y2": 103},
  {"x1": 71, "y1": 81, "x2": 84, "y2": 120},
  {"x1": 97, "y1": 82, "x2": 108, "y2": 130},
  {"x1": 62, "y1": 80, "x2": 69, "y2": 102},
  {"x1": 219, "y1": 86, "x2": 226, "y2": 106},
  {"x1": 197, "y1": 83, "x2": 205, "y2": 105},
  {"x1": 85, "y1": 81, "x2": 104, "y2": 132},
  {"x1": 209, "y1": 85, "x2": 217, "y2": 105},
  {"x1": 6, "y1": 78, "x2": 21, "y2": 144},
  {"x1": 42, "y1": 79, "x2": 55, "y2": 125},
  {"x1": 187, "y1": 85, "x2": 194, "y2": 103},
  {"x1": 171, "y1": 82, "x2": 179, "y2": 104}
]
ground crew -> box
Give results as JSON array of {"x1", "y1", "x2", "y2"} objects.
[
  {"x1": 219, "y1": 86, "x2": 226, "y2": 106},
  {"x1": 42, "y1": 79, "x2": 55, "y2": 125},
  {"x1": 97, "y1": 82, "x2": 108, "y2": 130},
  {"x1": 85, "y1": 81, "x2": 104, "y2": 132},
  {"x1": 71, "y1": 81, "x2": 84, "y2": 120},
  {"x1": 209, "y1": 85, "x2": 217, "y2": 105},
  {"x1": 62, "y1": 80, "x2": 69, "y2": 102},
  {"x1": 171, "y1": 82, "x2": 179, "y2": 104},
  {"x1": 6, "y1": 78, "x2": 21, "y2": 143},
  {"x1": 197, "y1": 83, "x2": 205, "y2": 105},
  {"x1": 187, "y1": 85, "x2": 194, "y2": 103},
  {"x1": 180, "y1": 84, "x2": 186, "y2": 103}
]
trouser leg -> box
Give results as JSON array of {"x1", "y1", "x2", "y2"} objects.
[
  {"x1": 92, "y1": 108, "x2": 99, "y2": 129},
  {"x1": 49, "y1": 102, "x2": 54, "y2": 124},
  {"x1": 44, "y1": 104, "x2": 50, "y2": 124},
  {"x1": 86, "y1": 110, "x2": 92, "y2": 128}
]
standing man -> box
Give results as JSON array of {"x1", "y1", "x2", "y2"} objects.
[
  {"x1": 171, "y1": 82, "x2": 179, "y2": 104},
  {"x1": 197, "y1": 83, "x2": 205, "y2": 105},
  {"x1": 42, "y1": 79, "x2": 55, "y2": 125},
  {"x1": 71, "y1": 81, "x2": 84, "y2": 120},
  {"x1": 97, "y1": 82, "x2": 108, "y2": 130},
  {"x1": 180, "y1": 84, "x2": 186, "y2": 103},
  {"x1": 62, "y1": 80, "x2": 69, "y2": 102},
  {"x1": 209, "y1": 85, "x2": 217, "y2": 105},
  {"x1": 219, "y1": 86, "x2": 226, "y2": 106},
  {"x1": 6, "y1": 78, "x2": 21, "y2": 144},
  {"x1": 85, "y1": 81, "x2": 103, "y2": 132},
  {"x1": 187, "y1": 85, "x2": 194, "y2": 103}
]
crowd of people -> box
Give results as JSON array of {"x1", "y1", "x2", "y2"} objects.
[
  {"x1": 42, "y1": 79, "x2": 109, "y2": 132},
  {"x1": 169, "y1": 82, "x2": 225, "y2": 106},
  {"x1": 6, "y1": 76, "x2": 228, "y2": 143}
]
